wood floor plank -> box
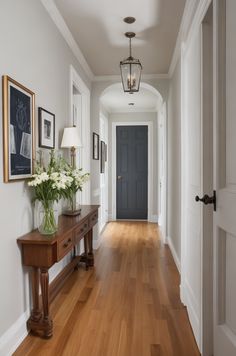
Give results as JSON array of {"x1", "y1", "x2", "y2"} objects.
[{"x1": 14, "y1": 222, "x2": 200, "y2": 356}]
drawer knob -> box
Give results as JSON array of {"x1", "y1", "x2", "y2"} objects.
[{"x1": 63, "y1": 238, "x2": 72, "y2": 248}]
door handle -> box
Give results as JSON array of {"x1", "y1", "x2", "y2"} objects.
[
  {"x1": 195, "y1": 190, "x2": 216, "y2": 211},
  {"x1": 117, "y1": 175, "x2": 122, "y2": 180}
]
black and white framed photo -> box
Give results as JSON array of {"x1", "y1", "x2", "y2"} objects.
[
  {"x1": 2, "y1": 75, "x2": 35, "y2": 182},
  {"x1": 100, "y1": 140, "x2": 105, "y2": 173},
  {"x1": 93, "y1": 132, "x2": 99, "y2": 160},
  {"x1": 38, "y1": 107, "x2": 55, "y2": 149}
]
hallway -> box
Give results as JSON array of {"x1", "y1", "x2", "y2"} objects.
[{"x1": 14, "y1": 222, "x2": 199, "y2": 356}]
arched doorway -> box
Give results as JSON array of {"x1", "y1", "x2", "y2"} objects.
[{"x1": 98, "y1": 82, "x2": 167, "y2": 238}]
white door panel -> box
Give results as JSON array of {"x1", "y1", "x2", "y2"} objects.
[
  {"x1": 214, "y1": 0, "x2": 236, "y2": 355},
  {"x1": 182, "y1": 28, "x2": 202, "y2": 349}
]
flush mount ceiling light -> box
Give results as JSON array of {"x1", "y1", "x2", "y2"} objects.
[
  {"x1": 120, "y1": 29, "x2": 142, "y2": 93},
  {"x1": 123, "y1": 16, "x2": 136, "y2": 24}
]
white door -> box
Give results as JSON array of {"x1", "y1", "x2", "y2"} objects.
[
  {"x1": 181, "y1": 5, "x2": 215, "y2": 353},
  {"x1": 213, "y1": 0, "x2": 236, "y2": 354},
  {"x1": 181, "y1": 27, "x2": 202, "y2": 350}
]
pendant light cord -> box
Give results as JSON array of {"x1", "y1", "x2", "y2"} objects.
[{"x1": 129, "y1": 37, "x2": 132, "y2": 58}]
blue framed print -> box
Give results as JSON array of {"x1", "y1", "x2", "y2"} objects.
[{"x1": 2, "y1": 76, "x2": 35, "y2": 182}]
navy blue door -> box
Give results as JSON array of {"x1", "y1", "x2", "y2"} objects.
[{"x1": 116, "y1": 126, "x2": 148, "y2": 219}]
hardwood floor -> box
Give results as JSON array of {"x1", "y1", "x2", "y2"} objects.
[{"x1": 14, "y1": 222, "x2": 200, "y2": 356}]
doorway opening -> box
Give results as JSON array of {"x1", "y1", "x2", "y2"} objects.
[
  {"x1": 99, "y1": 82, "x2": 166, "y2": 227},
  {"x1": 69, "y1": 65, "x2": 91, "y2": 205}
]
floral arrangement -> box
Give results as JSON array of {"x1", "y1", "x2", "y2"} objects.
[
  {"x1": 28, "y1": 150, "x2": 89, "y2": 235},
  {"x1": 28, "y1": 151, "x2": 72, "y2": 234},
  {"x1": 60, "y1": 161, "x2": 90, "y2": 211}
]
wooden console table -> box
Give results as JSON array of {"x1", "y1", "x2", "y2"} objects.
[{"x1": 17, "y1": 205, "x2": 99, "y2": 338}]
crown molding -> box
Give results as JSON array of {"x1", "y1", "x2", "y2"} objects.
[
  {"x1": 168, "y1": 0, "x2": 198, "y2": 77},
  {"x1": 93, "y1": 73, "x2": 169, "y2": 82},
  {"x1": 185, "y1": 0, "x2": 212, "y2": 49},
  {"x1": 40, "y1": 0, "x2": 94, "y2": 81}
]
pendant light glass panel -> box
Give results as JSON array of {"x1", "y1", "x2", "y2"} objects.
[{"x1": 120, "y1": 59, "x2": 142, "y2": 92}]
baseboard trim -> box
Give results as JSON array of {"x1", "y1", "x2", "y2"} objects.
[
  {"x1": 0, "y1": 256, "x2": 86, "y2": 355},
  {"x1": 180, "y1": 281, "x2": 200, "y2": 349},
  {"x1": 166, "y1": 236, "x2": 181, "y2": 273},
  {"x1": 49, "y1": 256, "x2": 81, "y2": 302},
  {"x1": 93, "y1": 237, "x2": 101, "y2": 250},
  {"x1": 0, "y1": 310, "x2": 29, "y2": 356},
  {"x1": 149, "y1": 215, "x2": 158, "y2": 223}
]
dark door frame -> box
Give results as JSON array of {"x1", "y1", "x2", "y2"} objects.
[{"x1": 111, "y1": 121, "x2": 153, "y2": 221}]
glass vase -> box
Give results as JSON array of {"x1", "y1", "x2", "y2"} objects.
[
  {"x1": 38, "y1": 201, "x2": 58, "y2": 235},
  {"x1": 63, "y1": 194, "x2": 81, "y2": 216}
]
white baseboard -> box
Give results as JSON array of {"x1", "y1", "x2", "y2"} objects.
[
  {"x1": 0, "y1": 310, "x2": 29, "y2": 356},
  {"x1": 149, "y1": 215, "x2": 158, "y2": 223},
  {"x1": 180, "y1": 283, "x2": 186, "y2": 305},
  {"x1": 166, "y1": 236, "x2": 181, "y2": 273},
  {"x1": 180, "y1": 281, "x2": 200, "y2": 350},
  {"x1": 158, "y1": 225, "x2": 167, "y2": 244},
  {"x1": 93, "y1": 238, "x2": 101, "y2": 250}
]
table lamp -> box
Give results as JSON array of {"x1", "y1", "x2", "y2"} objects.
[
  {"x1": 61, "y1": 126, "x2": 82, "y2": 169},
  {"x1": 61, "y1": 126, "x2": 82, "y2": 215}
]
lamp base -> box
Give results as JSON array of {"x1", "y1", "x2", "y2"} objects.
[{"x1": 62, "y1": 208, "x2": 81, "y2": 216}]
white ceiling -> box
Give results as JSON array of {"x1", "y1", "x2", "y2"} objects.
[
  {"x1": 54, "y1": 0, "x2": 186, "y2": 76},
  {"x1": 100, "y1": 83, "x2": 160, "y2": 113}
]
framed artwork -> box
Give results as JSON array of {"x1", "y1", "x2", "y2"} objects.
[
  {"x1": 100, "y1": 140, "x2": 105, "y2": 173},
  {"x1": 2, "y1": 75, "x2": 35, "y2": 182},
  {"x1": 93, "y1": 132, "x2": 99, "y2": 160},
  {"x1": 38, "y1": 107, "x2": 55, "y2": 149}
]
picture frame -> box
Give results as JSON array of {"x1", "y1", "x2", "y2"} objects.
[
  {"x1": 2, "y1": 75, "x2": 35, "y2": 182},
  {"x1": 93, "y1": 132, "x2": 99, "y2": 160},
  {"x1": 100, "y1": 140, "x2": 105, "y2": 173},
  {"x1": 38, "y1": 107, "x2": 55, "y2": 149}
]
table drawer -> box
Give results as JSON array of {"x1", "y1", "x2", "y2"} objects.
[
  {"x1": 75, "y1": 219, "x2": 89, "y2": 242},
  {"x1": 57, "y1": 231, "x2": 74, "y2": 260},
  {"x1": 89, "y1": 211, "x2": 98, "y2": 228}
]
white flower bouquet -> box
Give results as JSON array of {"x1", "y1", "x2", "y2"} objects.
[
  {"x1": 28, "y1": 151, "x2": 73, "y2": 235},
  {"x1": 60, "y1": 162, "x2": 90, "y2": 213}
]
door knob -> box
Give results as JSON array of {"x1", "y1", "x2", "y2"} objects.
[
  {"x1": 117, "y1": 175, "x2": 122, "y2": 180},
  {"x1": 195, "y1": 190, "x2": 216, "y2": 211}
]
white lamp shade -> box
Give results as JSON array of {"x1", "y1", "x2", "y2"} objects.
[{"x1": 61, "y1": 127, "x2": 82, "y2": 148}]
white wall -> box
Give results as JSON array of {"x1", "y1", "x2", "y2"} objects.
[
  {"x1": 167, "y1": 58, "x2": 182, "y2": 266},
  {"x1": 0, "y1": 0, "x2": 91, "y2": 354},
  {"x1": 108, "y1": 112, "x2": 158, "y2": 220}
]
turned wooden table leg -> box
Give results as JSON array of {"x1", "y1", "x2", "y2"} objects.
[
  {"x1": 40, "y1": 268, "x2": 53, "y2": 338},
  {"x1": 31, "y1": 267, "x2": 42, "y2": 321},
  {"x1": 27, "y1": 267, "x2": 42, "y2": 332},
  {"x1": 84, "y1": 234, "x2": 89, "y2": 270},
  {"x1": 87, "y1": 229, "x2": 94, "y2": 267}
]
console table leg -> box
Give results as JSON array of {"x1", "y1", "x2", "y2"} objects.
[
  {"x1": 84, "y1": 234, "x2": 89, "y2": 270},
  {"x1": 40, "y1": 268, "x2": 53, "y2": 338},
  {"x1": 87, "y1": 229, "x2": 94, "y2": 267},
  {"x1": 31, "y1": 267, "x2": 42, "y2": 321}
]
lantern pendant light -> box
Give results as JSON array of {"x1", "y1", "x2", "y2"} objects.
[{"x1": 120, "y1": 31, "x2": 142, "y2": 93}]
